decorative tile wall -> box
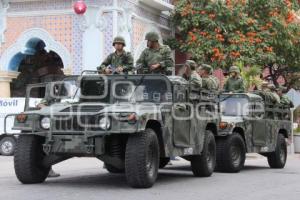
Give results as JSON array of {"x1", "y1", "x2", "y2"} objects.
[{"x1": 1, "y1": 0, "x2": 172, "y2": 75}]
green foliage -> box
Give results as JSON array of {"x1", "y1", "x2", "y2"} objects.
[{"x1": 168, "y1": 0, "x2": 300, "y2": 88}]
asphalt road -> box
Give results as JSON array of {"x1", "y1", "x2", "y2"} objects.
[{"x1": 0, "y1": 155, "x2": 300, "y2": 200}]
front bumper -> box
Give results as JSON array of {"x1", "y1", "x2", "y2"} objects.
[{"x1": 5, "y1": 113, "x2": 139, "y2": 136}]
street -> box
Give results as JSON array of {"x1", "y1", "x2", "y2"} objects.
[{"x1": 0, "y1": 155, "x2": 299, "y2": 200}]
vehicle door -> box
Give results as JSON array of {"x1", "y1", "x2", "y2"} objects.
[
  {"x1": 172, "y1": 84, "x2": 191, "y2": 147},
  {"x1": 251, "y1": 100, "x2": 267, "y2": 146}
]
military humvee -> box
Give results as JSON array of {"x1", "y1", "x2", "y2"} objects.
[
  {"x1": 217, "y1": 93, "x2": 292, "y2": 173},
  {"x1": 7, "y1": 74, "x2": 219, "y2": 188}
]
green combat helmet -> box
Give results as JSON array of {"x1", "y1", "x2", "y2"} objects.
[
  {"x1": 145, "y1": 32, "x2": 160, "y2": 42},
  {"x1": 229, "y1": 66, "x2": 240, "y2": 74},
  {"x1": 185, "y1": 60, "x2": 197, "y2": 70},
  {"x1": 200, "y1": 64, "x2": 213, "y2": 74},
  {"x1": 113, "y1": 36, "x2": 126, "y2": 46}
]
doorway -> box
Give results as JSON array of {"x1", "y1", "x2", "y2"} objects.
[{"x1": 10, "y1": 41, "x2": 65, "y2": 97}]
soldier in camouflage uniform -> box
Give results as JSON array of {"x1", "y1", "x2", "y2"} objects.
[
  {"x1": 198, "y1": 64, "x2": 219, "y2": 91},
  {"x1": 178, "y1": 60, "x2": 202, "y2": 88},
  {"x1": 136, "y1": 32, "x2": 174, "y2": 75},
  {"x1": 223, "y1": 66, "x2": 245, "y2": 93},
  {"x1": 268, "y1": 84, "x2": 281, "y2": 104},
  {"x1": 276, "y1": 86, "x2": 294, "y2": 108},
  {"x1": 97, "y1": 36, "x2": 134, "y2": 74}
]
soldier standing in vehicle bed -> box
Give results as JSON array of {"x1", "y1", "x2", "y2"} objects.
[
  {"x1": 223, "y1": 66, "x2": 245, "y2": 93},
  {"x1": 136, "y1": 32, "x2": 174, "y2": 75},
  {"x1": 177, "y1": 60, "x2": 202, "y2": 88},
  {"x1": 97, "y1": 36, "x2": 134, "y2": 74},
  {"x1": 198, "y1": 64, "x2": 219, "y2": 91}
]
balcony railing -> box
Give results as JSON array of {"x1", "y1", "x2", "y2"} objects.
[{"x1": 139, "y1": 0, "x2": 174, "y2": 11}]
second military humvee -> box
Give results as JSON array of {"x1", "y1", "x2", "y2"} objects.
[
  {"x1": 216, "y1": 93, "x2": 292, "y2": 173},
  {"x1": 7, "y1": 74, "x2": 220, "y2": 188}
]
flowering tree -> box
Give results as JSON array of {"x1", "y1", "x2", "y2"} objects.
[{"x1": 168, "y1": 0, "x2": 300, "y2": 89}]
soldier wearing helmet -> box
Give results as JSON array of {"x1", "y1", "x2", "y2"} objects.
[
  {"x1": 223, "y1": 66, "x2": 245, "y2": 93},
  {"x1": 136, "y1": 32, "x2": 174, "y2": 75},
  {"x1": 178, "y1": 60, "x2": 202, "y2": 88},
  {"x1": 98, "y1": 36, "x2": 134, "y2": 74},
  {"x1": 198, "y1": 64, "x2": 219, "y2": 91}
]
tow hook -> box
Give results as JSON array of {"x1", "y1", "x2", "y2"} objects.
[
  {"x1": 85, "y1": 145, "x2": 94, "y2": 154},
  {"x1": 43, "y1": 144, "x2": 52, "y2": 154}
]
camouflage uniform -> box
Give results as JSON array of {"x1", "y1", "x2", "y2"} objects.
[
  {"x1": 97, "y1": 36, "x2": 134, "y2": 74},
  {"x1": 136, "y1": 32, "x2": 174, "y2": 75},
  {"x1": 281, "y1": 95, "x2": 292, "y2": 106},
  {"x1": 189, "y1": 61, "x2": 202, "y2": 88},
  {"x1": 276, "y1": 86, "x2": 293, "y2": 107},
  {"x1": 267, "y1": 84, "x2": 280, "y2": 104},
  {"x1": 200, "y1": 64, "x2": 219, "y2": 91},
  {"x1": 223, "y1": 66, "x2": 245, "y2": 93}
]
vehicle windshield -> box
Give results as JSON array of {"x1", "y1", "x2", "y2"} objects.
[
  {"x1": 51, "y1": 80, "x2": 79, "y2": 102},
  {"x1": 80, "y1": 76, "x2": 172, "y2": 103},
  {"x1": 113, "y1": 78, "x2": 172, "y2": 103},
  {"x1": 220, "y1": 95, "x2": 250, "y2": 116}
]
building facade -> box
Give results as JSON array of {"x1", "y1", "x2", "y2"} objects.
[{"x1": 0, "y1": 0, "x2": 174, "y2": 97}]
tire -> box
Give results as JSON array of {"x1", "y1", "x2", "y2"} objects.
[
  {"x1": 0, "y1": 137, "x2": 16, "y2": 156},
  {"x1": 191, "y1": 130, "x2": 216, "y2": 177},
  {"x1": 125, "y1": 129, "x2": 159, "y2": 188},
  {"x1": 104, "y1": 163, "x2": 125, "y2": 173},
  {"x1": 159, "y1": 157, "x2": 170, "y2": 169},
  {"x1": 14, "y1": 135, "x2": 50, "y2": 184},
  {"x1": 267, "y1": 134, "x2": 287, "y2": 169},
  {"x1": 216, "y1": 133, "x2": 246, "y2": 173}
]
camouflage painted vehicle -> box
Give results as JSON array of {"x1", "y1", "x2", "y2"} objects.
[
  {"x1": 7, "y1": 74, "x2": 219, "y2": 188},
  {"x1": 217, "y1": 93, "x2": 292, "y2": 173}
]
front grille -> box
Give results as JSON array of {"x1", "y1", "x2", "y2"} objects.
[{"x1": 54, "y1": 115, "x2": 98, "y2": 131}]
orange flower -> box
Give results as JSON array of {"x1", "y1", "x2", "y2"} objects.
[
  {"x1": 264, "y1": 47, "x2": 273, "y2": 52},
  {"x1": 246, "y1": 32, "x2": 257, "y2": 37},
  {"x1": 188, "y1": 31, "x2": 197, "y2": 42},
  {"x1": 216, "y1": 34, "x2": 225, "y2": 42},
  {"x1": 286, "y1": 11, "x2": 296, "y2": 23},
  {"x1": 215, "y1": 28, "x2": 222, "y2": 33},
  {"x1": 211, "y1": 48, "x2": 225, "y2": 62},
  {"x1": 266, "y1": 22, "x2": 273, "y2": 28},
  {"x1": 209, "y1": 14, "x2": 216, "y2": 19},
  {"x1": 200, "y1": 10, "x2": 206, "y2": 15},
  {"x1": 230, "y1": 51, "x2": 241, "y2": 58},
  {"x1": 200, "y1": 31, "x2": 208, "y2": 37},
  {"x1": 255, "y1": 38, "x2": 262, "y2": 43}
]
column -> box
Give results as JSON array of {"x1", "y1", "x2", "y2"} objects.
[
  {"x1": 0, "y1": 71, "x2": 18, "y2": 97},
  {"x1": 81, "y1": 5, "x2": 105, "y2": 71}
]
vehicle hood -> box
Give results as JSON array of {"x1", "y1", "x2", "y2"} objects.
[
  {"x1": 220, "y1": 115, "x2": 244, "y2": 124},
  {"x1": 23, "y1": 102, "x2": 163, "y2": 117}
]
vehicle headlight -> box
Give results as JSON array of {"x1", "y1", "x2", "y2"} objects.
[
  {"x1": 99, "y1": 116, "x2": 111, "y2": 130},
  {"x1": 41, "y1": 117, "x2": 51, "y2": 130}
]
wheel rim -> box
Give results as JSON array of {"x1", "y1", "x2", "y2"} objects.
[
  {"x1": 230, "y1": 145, "x2": 241, "y2": 167},
  {"x1": 279, "y1": 142, "x2": 286, "y2": 163},
  {"x1": 146, "y1": 141, "x2": 157, "y2": 178},
  {"x1": 207, "y1": 141, "x2": 215, "y2": 169},
  {"x1": 1, "y1": 141, "x2": 13, "y2": 154}
]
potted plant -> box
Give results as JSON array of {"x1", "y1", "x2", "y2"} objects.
[{"x1": 293, "y1": 127, "x2": 300, "y2": 153}]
